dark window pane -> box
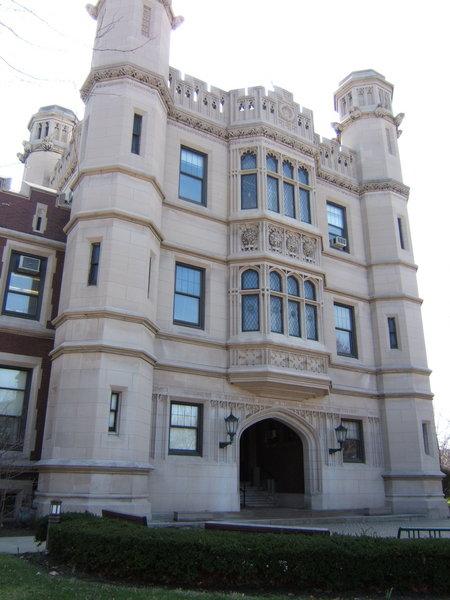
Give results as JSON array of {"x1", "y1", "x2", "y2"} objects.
[
  {"x1": 3, "y1": 252, "x2": 46, "y2": 320},
  {"x1": 181, "y1": 148, "x2": 204, "y2": 178},
  {"x1": 270, "y1": 296, "x2": 283, "y2": 333},
  {"x1": 288, "y1": 300, "x2": 300, "y2": 337},
  {"x1": 179, "y1": 173, "x2": 203, "y2": 204},
  {"x1": 241, "y1": 270, "x2": 259, "y2": 290},
  {"x1": 300, "y1": 189, "x2": 311, "y2": 223},
  {"x1": 269, "y1": 271, "x2": 282, "y2": 292},
  {"x1": 397, "y1": 217, "x2": 405, "y2": 249},
  {"x1": 88, "y1": 243, "x2": 100, "y2": 286},
  {"x1": 298, "y1": 167, "x2": 309, "y2": 185},
  {"x1": 388, "y1": 317, "x2": 398, "y2": 349},
  {"x1": 169, "y1": 402, "x2": 202, "y2": 455},
  {"x1": 267, "y1": 176, "x2": 279, "y2": 212},
  {"x1": 284, "y1": 182, "x2": 295, "y2": 218},
  {"x1": 287, "y1": 276, "x2": 299, "y2": 297},
  {"x1": 266, "y1": 155, "x2": 278, "y2": 173},
  {"x1": 131, "y1": 114, "x2": 142, "y2": 155},
  {"x1": 242, "y1": 295, "x2": 259, "y2": 331},
  {"x1": 335, "y1": 303, "x2": 357, "y2": 356},
  {"x1": 305, "y1": 304, "x2": 318, "y2": 340},
  {"x1": 174, "y1": 264, "x2": 203, "y2": 327},
  {"x1": 241, "y1": 152, "x2": 256, "y2": 170},
  {"x1": 342, "y1": 420, "x2": 364, "y2": 462},
  {"x1": 241, "y1": 173, "x2": 257, "y2": 209},
  {"x1": 283, "y1": 161, "x2": 294, "y2": 179}
]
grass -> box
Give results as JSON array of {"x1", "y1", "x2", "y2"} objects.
[{"x1": 0, "y1": 555, "x2": 448, "y2": 600}]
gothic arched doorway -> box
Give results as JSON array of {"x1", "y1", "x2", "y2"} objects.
[{"x1": 239, "y1": 418, "x2": 305, "y2": 509}]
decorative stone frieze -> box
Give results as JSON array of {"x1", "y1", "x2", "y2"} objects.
[{"x1": 231, "y1": 347, "x2": 327, "y2": 375}]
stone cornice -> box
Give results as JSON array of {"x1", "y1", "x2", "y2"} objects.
[
  {"x1": 361, "y1": 179, "x2": 410, "y2": 199},
  {"x1": 35, "y1": 458, "x2": 154, "y2": 474},
  {"x1": 0, "y1": 322, "x2": 54, "y2": 340},
  {"x1": 0, "y1": 227, "x2": 66, "y2": 251},
  {"x1": 64, "y1": 208, "x2": 163, "y2": 243},
  {"x1": 53, "y1": 308, "x2": 159, "y2": 335},
  {"x1": 50, "y1": 342, "x2": 157, "y2": 366}
]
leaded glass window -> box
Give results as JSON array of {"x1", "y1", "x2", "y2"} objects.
[
  {"x1": 288, "y1": 300, "x2": 301, "y2": 337},
  {"x1": 283, "y1": 160, "x2": 294, "y2": 179},
  {"x1": 299, "y1": 189, "x2": 311, "y2": 223},
  {"x1": 334, "y1": 303, "x2": 357, "y2": 357},
  {"x1": 270, "y1": 295, "x2": 283, "y2": 333},
  {"x1": 0, "y1": 366, "x2": 30, "y2": 449},
  {"x1": 269, "y1": 271, "x2": 282, "y2": 292},
  {"x1": 304, "y1": 281, "x2": 316, "y2": 301},
  {"x1": 266, "y1": 154, "x2": 278, "y2": 173},
  {"x1": 287, "y1": 276, "x2": 299, "y2": 297},
  {"x1": 267, "y1": 176, "x2": 279, "y2": 212},
  {"x1": 241, "y1": 269, "x2": 260, "y2": 332},
  {"x1": 174, "y1": 264, "x2": 204, "y2": 328},
  {"x1": 298, "y1": 167, "x2": 309, "y2": 185},
  {"x1": 305, "y1": 304, "x2": 318, "y2": 341},
  {"x1": 284, "y1": 182, "x2": 295, "y2": 218},
  {"x1": 241, "y1": 152, "x2": 258, "y2": 209},
  {"x1": 169, "y1": 402, "x2": 202, "y2": 455},
  {"x1": 242, "y1": 269, "x2": 259, "y2": 290},
  {"x1": 179, "y1": 147, "x2": 207, "y2": 205}
]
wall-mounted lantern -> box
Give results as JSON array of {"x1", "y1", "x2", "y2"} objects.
[
  {"x1": 328, "y1": 423, "x2": 348, "y2": 455},
  {"x1": 219, "y1": 412, "x2": 239, "y2": 448},
  {"x1": 49, "y1": 499, "x2": 62, "y2": 523}
]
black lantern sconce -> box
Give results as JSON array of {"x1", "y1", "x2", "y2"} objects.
[
  {"x1": 49, "y1": 499, "x2": 62, "y2": 523},
  {"x1": 328, "y1": 423, "x2": 348, "y2": 455},
  {"x1": 219, "y1": 412, "x2": 239, "y2": 448}
]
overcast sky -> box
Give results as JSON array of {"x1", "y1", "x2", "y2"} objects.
[{"x1": 1, "y1": 0, "x2": 449, "y2": 437}]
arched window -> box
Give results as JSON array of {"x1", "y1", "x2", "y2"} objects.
[
  {"x1": 241, "y1": 152, "x2": 257, "y2": 210},
  {"x1": 44, "y1": 122, "x2": 50, "y2": 137},
  {"x1": 288, "y1": 276, "x2": 301, "y2": 337},
  {"x1": 304, "y1": 281, "x2": 318, "y2": 340},
  {"x1": 270, "y1": 271, "x2": 283, "y2": 333},
  {"x1": 283, "y1": 160, "x2": 294, "y2": 179},
  {"x1": 37, "y1": 123, "x2": 42, "y2": 139},
  {"x1": 241, "y1": 269, "x2": 260, "y2": 332},
  {"x1": 266, "y1": 154, "x2": 278, "y2": 173}
]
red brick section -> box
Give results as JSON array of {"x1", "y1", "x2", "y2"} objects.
[
  {"x1": 0, "y1": 332, "x2": 53, "y2": 460},
  {"x1": 0, "y1": 187, "x2": 69, "y2": 242},
  {"x1": 0, "y1": 187, "x2": 68, "y2": 460}
]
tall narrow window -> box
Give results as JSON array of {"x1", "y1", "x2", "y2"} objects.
[
  {"x1": 173, "y1": 263, "x2": 204, "y2": 328},
  {"x1": 131, "y1": 113, "x2": 143, "y2": 155},
  {"x1": 342, "y1": 419, "x2": 365, "y2": 462},
  {"x1": 108, "y1": 392, "x2": 120, "y2": 433},
  {"x1": 266, "y1": 155, "x2": 279, "y2": 213},
  {"x1": 241, "y1": 269, "x2": 260, "y2": 332},
  {"x1": 2, "y1": 252, "x2": 47, "y2": 320},
  {"x1": 169, "y1": 402, "x2": 202, "y2": 455},
  {"x1": 327, "y1": 202, "x2": 348, "y2": 251},
  {"x1": 270, "y1": 271, "x2": 283, "y2": 333},
  {"x1": 141, "y1": 4, "x2": 151, "y2": 37},
  {"x1": 287, "y1": 276, "x2": 300, "y2": 337},
  {"x1": 88, "y1": 243, "x2": 101, "y2": 286},
  {"x1": 37, "y1": 123, "x2": 42, "y2": 139},
  {"x1": 397, "y1": 217, "x2": 405, "y2": 250},
  {"x1": 241, "y1": 152, "x2": 258, "y2": 209},
  {"x1": 283, "y1": 161, "x2": 295, "y2": 218},
  {"x1": 44, "y1": 122, "x2": 49, "y2": 137},
  {"x1": 422, "y1": 422, "x2": 430, "y2": 455},
  {"x1": 0, "y1": 366, "x2": 31, "y2": 449},
  {"x1": 304, "y1": 281, "x2": 318, "y2": 341},
  {"x1": 179, "y1": 147, "x2": 207, "y2": 205},
  {"x1": 298, "y1": 167, "x2": 311, "y2": 224},
  {"x1": 334, "y1": 303, "x2": 357, "y2": 357},
  {"x1": 388, "y1": 317, "x2": 399, "y2": 349}
]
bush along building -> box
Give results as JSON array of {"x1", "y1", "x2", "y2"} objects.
[{"x1": 0, "y1": 0, "x2": 446, "y2": 522}]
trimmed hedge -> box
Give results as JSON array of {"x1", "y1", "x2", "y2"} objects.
[{"x1": 46, "y1": 515, "x2": 450, "y2": 594}]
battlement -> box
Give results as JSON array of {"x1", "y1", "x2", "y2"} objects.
[
  {"x1": 168, "y1": 68, "x2": 315, "y2": 144},
  {"x1": 318, "y1": 137, "x2": 357, "y2": 180}
]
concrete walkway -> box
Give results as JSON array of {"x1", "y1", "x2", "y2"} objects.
[{"x1": 0, "y1": 536, "x2": 43, "y2": 554}]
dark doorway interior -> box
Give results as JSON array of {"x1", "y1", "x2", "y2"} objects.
[{"x1": 240, "y1": 419, "x2": 304, "y2": 495}]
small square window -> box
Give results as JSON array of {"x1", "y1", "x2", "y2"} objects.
[
  {"x1": 169, "y1": 402, "x2": 203, "y2": 455},
  {"x1": 342, "y1": 419, "x2": 365, "y2": 463},
  {"x1": 179, "y1": 147, "x2": 207, "y2": 205}
]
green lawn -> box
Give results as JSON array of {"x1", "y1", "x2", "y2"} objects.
[{"x1": 0, "y1": 555, "x2": 405, "y2": 600}]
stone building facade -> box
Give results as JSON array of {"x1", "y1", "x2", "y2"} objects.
[{"x1": 1, "y1": 0, "x2": 446, "y2": 520}]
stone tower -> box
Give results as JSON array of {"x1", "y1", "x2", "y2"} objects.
[
  {"x1": 334, "y1": 70, "x2": 446, "y2": 516},
  {"x1": 35, "y1": 0, "x2": 180, "y2": 518},
  {"x1": 18, "y1": 105, "x2": 77, "y2": 194}
]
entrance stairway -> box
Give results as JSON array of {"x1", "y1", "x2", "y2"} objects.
[{"x1": 241, "y1": 485, "x2": 276, "y2": 508}]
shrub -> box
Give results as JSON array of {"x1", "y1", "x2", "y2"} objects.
[
  {"x1": 47, "y1": 516, "x2": 450, "y2": 594},
  {"x1": 35, "y1": 511, "x2": 99, "y2": 543}
]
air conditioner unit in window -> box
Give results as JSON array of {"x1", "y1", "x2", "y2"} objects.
[
  {"x1": 18, "y1": 255, "x2": 41, "y2": 274},
  {"x1": 332, "y1": 236, "x2": 347, "y2": 249}
]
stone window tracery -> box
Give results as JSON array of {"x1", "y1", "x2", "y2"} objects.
[
  {"x1": 238, "y1": 265, "x2": 320, "y2": 341},
  {"x1": 264, "y1": 152, "x2": 313, "y2": 224}
]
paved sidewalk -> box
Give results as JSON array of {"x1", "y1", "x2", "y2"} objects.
[
  {"x1": 325, "y1": 518, "x2": 450, "y2": 538},
  {"x1": 0, "y1": 536, "x2": 43, "y2": 554}
]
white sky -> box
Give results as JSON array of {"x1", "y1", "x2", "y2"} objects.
[{"x1": 1, "y1": 0, "x2": 449, "y2": 437}]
